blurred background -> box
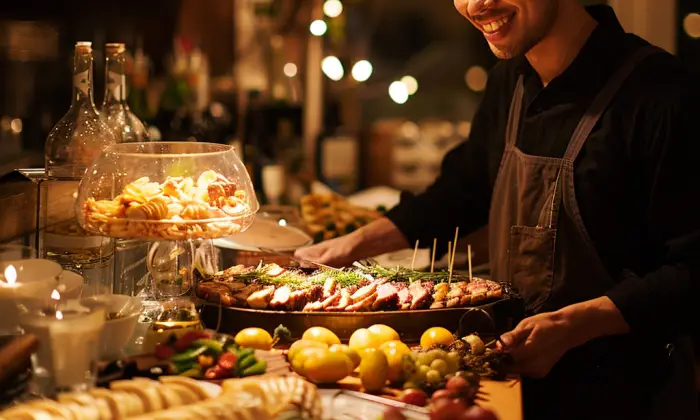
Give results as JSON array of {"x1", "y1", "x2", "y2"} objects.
[{"x1": 0, "y1": 0, "x2": 697, "y2": 197}]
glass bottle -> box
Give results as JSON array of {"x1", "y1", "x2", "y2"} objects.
[
  {"x1": 45, "y1": 41, "x2": 119, "y2": 179},
  {"x1": 42, "y1": 42, "x2": 116, "y2": 296},
  {"x1": 101, "y1": 43, "x2": 149, "y2": 143}
]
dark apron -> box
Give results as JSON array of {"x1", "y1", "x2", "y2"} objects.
[{"x1": 488, "y1": 45, "x2": 699, "y2": 420}]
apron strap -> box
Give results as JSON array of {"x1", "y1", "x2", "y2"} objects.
[
  {"x1": 562, "y1": 45, "x2": 664, "y2": 162},
  {"x1": 505, "y1": 75, "x2": 525, "y2": 147}
]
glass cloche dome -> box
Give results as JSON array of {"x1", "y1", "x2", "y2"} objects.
[{"x1": 76, "y1": 142, "x2": 258, "y2": 241}]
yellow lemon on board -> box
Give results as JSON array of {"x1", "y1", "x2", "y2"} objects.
[
  {"x1": 420, "y1": 327, "x2": 455, "y2": 349},
  {"x1": 348, "y1": 328, "x2": 381, "y2": 352},
  {"x1": 368, "y1": 324, "x2": 400, "y2": 344},
  {"x1": 234, "y1": 328, "x2": 273, "y2": 350},
  {"x1": 379, "y1": 340, "x2": 411, "y2": 354},
  {"x1": 381, "y1": 345, "x2": 411, "y2": 384},
  {"x1": 359, "y1": 349, "x2": 389, "y2": 393},
  {"x1": 329, "y1": 344, "x2": 361, "y2": 369},
  {"x1": 302, "y1": 326, "x2": 341, "y2": 346},
  {"x1": 291, "y1": 347, "x2": 329, "y2": 375},
  {"x1": 288, "y1": 339, "x2": 327, "y2": 362},
  {"x1": 304, "y1": 351, "x2": 354, "y2": 384}
]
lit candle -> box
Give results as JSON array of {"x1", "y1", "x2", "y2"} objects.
[
  {"x1": 19, "y1": 291, "x2": 105, "y2": 395},
  {"x1": 0, "y1": 263, "x2": 58, "y2": 334}
]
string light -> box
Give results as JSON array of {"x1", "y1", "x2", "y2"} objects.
[
  {"x1": 351, "y1": 60, "x2": 373, "y2": 82},
  {"x1": 388, "y1": 81, "x2": 409, "y2": 104},
  {"x1": 683, "y1": 13, "x2": 700, "y2": 39},
  {"x1": 323, "y1": 0, "x2": 343, "y2": 18},
  {"x1": 400, "y1": 76, "x2": 418, "y2": 95},
  {"x1": 283, "y1": 63, "x2": 298, "y2": 77},
  {"x1": 310, "y1": 20, "x2": 328, "y2": 36},
  {"x1": 465, "y1": 66, "x2": 488, "y2": 92},
  {"x1": 321, "y1": 56, "x2": 344, "y2": 81}
]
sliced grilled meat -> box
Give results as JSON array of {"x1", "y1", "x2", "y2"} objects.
[
  {"x1": 322, "y1": 277, "x2": 337, "y2": 299},
  {"x1": 372, "y1": 283, "x2": 399, "y2": 311},
  {"x1": 232, "y1": 284, "x2": 263, "y2": 306},
  {"x1": 345, "y1": 292, "x2": 377, "y2": 312},
  {"x1": 247, "y1": 286, "x2": 275, "y2": 309},
  {"x1": 326, "y1": 289, "x2": 352, "y2": 311},
  {"x1": 351, "y1": 283, "x2": 377, "y2": 302},
  {"x1": 269, "y1": 285, "x2": 291, "y2": 310},
  {"x1": 409, "y1": 281, "x2": 432, "y2": 310},
  {"x1": 396, "y1": 286, "x2": 412, "y2": 310}
]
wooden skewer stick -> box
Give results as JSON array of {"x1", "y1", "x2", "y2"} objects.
[
  {"x1": 449, "y1": 227, "x2": 459, "y2": 284},
  {"x1": 446, "y1": 241, "x2": 452, "y2": 275},
  {"x1": 411, "y1": 240, "x2": 420, "y2": 271},
  {"x1": 468, "y1": 244, "x2": 473, "y2": 282},
  {"x1": 430, "y1": 238, "x2": 437, "y2": 273}
]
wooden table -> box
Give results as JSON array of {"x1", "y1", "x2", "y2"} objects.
[{"x1": 335, "y1": 375, "x2": 523, "y2": 420}]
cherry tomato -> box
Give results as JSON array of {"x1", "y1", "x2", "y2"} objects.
[
  {"x1": 173, "y1": 331, "x2": 211, "y2": 352},
  {"x1": 430, "y1": 399, "x2": 469, "y2": 420},
  {"x1": 431, "y1": 389, "x2": 458, "y2": 401},
  {"x1": 217, "y1": 352, "x2": 238, "y2": 371},
  {"x1": 445, "y1": 376, "x2": 471, "y2": 396},
  {"x1": 204, "y1": 365, "x2": 230, "y2": 379},
  {"x1": 154, "y1": 343, "x2": 175, "y2": 359}
]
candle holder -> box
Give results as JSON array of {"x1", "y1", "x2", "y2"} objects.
[{"x1": 19, "y1": 296, "x2": 106, "y2": 397}]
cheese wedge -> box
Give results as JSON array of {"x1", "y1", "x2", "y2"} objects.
[
  {"x1": 162, "y1": 383, "x2": 201, "y2": 405},
  {"x1": 157, "y1": 376, "x2": 210, "y2": 400},
  {"x1": 25, "y1": 401, "x2": 74, "y2": 420},
  {"x1": 0, "y1": 406, "x2": 54, "y2": 420},
  {"x1": 110, "y1": 380, "x2": 163, "y2": 413}
]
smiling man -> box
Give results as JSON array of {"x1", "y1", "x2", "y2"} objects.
[{"x1": 296, "y1": 1, "x2": 700, "y2": 418}]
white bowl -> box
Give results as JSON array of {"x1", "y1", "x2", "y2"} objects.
[
  {"x1": 57, "y1": 270, "x2": 84, "y2": 299},
  {"x1": 80, "y1": 294, "x2": 142, "y2": 360}
]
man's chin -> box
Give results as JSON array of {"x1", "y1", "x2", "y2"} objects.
[{"x1": 488, "y1": 43, "x2": 518, "y2": 60}]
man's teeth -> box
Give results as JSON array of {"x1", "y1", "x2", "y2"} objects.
[{"x1": 483, "y1": 16, "x2": 510, "y2": 33}]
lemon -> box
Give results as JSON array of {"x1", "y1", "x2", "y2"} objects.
[
  {"x1": 379, "y1": 340, "x2": 411, "y2": 354},
  {"x1": 348, "y1": 328, "x2": 381, "y2": 352},
  {"x1": 302, "y1": 327, "x2": 341, "y2": 346},
  {"x1": 359, "y1": 349, "x2": 389, "y2": 393},
  {"x1": 368, "y1": 324, "x2": 400, "y2": 344},
  {"x1": 420, "y1": 327, "x2": 454, "y2": 349},
  {"x1": 304, "y1": 351, "x2": 353, "y2": 384},
  {"x1": 234, "y1": 328, "x2": 273, "y2": 350},
  {"x1": 381, "y1": 345, "x2": 411, "y2": 384},
  {"x1": 291, "y1": 347, "x2": 328, "y2": 375},
  {"x1": 329, "y1": 344, "x2": 361, "y2": 369},
  {"x1": 288, "y1": 339, "x2": 327, "y2": 362}
]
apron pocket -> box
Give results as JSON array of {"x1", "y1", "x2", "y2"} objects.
[{"x1": 509, "y1": 225, "x2": 557, "y2": 312}]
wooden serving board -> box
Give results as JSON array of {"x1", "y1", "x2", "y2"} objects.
[{"x1": 334, "y1": 375, "x2": 522, "y2": 420}]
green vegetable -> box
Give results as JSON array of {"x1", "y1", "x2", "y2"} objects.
[
  {"x1": 241, "y1": 360, "x2": 267, "y2": 377},
  {"x1": 236, "y1": 354, "x2": 257, "y2": 374},
  {"x1": 344, "y1": 223, "x2": 358, "y2": 234},
  {"x1": 312, "y1": 231, "x2": 325, "y2": 243},
  {"x1": 236, "y1": 347, "x2": 255, "y2": 360},
  {"x1": 273, "y1": 325, "x2": 292, "y2": 344},
  {"x1": 192, "y1": 339, "x2": 224, "y2": 355},
  {"x1": 179, "y1": 367, "x2": 202, "y2": 378},
  {"x1": 170, "y1": 345, "x2": 207, "y2": 363},
  {"x1": 324, "y1": 222, "x2": 337, "y2": 231},
  {"x1": 173, "y1": 361, "x2": 197, "y2": 373}
]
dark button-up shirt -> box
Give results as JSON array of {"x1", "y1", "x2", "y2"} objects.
[{"x1": 386, "y1": 5, "x2": 700, "y2": 336}]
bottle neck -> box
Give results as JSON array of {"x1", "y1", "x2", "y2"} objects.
[
  {"x1": 103, "y1": 50, "x2": 128, "y2": 106},
  {"x1": 72, "y1": 50, "x2": 97, "y2": 108}
]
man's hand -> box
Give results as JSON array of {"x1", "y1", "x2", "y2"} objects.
[
  {"x1": 294, "y1": 218, "x2": 410, "y2": 267},
  {"x1": 499, "y1": 296, "x2": 630, "y2": 378}
]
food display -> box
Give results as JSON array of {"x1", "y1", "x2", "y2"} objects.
[
  {"x1": 76, "y1": 142, "x2": 258, "y2": 241},
  {"x1": 153, "y1": 329, "x2": 272, "y2": 380},
  {"x1": 300, "y1": 193, "x2": 386, "y2": 242},
  {"x1": 0, "y1": 375, "x2": 322, "y2": 420},
  {"x1": 196, "y1": 263, "x2": 504, "y2": 312}
]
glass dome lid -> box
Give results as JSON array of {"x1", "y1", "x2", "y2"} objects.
[{"x1": 76, "y1": 142, "x2": 259, "y2": 240}]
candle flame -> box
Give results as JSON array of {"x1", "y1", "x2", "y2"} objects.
[
  {"x1": 51, "y1": 289, "x2": 61, "y2": 301},
  {"x1": 55, "y1": 310, "x2": 63, "y2": 320},
  {"x1": 3, "y1": 265, "x2": 17, "y2": 285}
]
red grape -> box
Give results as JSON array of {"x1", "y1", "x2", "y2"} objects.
[{"x1": 400, "y1": 389, "x2": 428, "y2": 407}]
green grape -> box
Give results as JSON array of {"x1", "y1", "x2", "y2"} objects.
[
  {"x1": 430, "y1": 359, "x2": 448, "y2": 375},
  {"x1": 446, "y1": 352, "x2": 462, "y2": 373},
  {"x1": 426, "y1": 369, "x2": 442, "y2": 384},
  {"x1": 415, "y1": 365, "x2": 430, "y2": 382},
  {"x1": 417, "y1": 352, "x2": 436, "y2": 366},
  {"x1": 403, "y1": 381, "x2": 420, "y2": 390},
  {"x1": 427, "y1": 349, "x2": 448, "y2": 361}
]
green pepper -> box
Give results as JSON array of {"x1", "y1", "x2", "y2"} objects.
[
  {"x1": 236, "y1": 354, "x2": 257, "y2": 374},
  {"x1": 236, "y1": 347, "x2": 255, "y2": 360},
  {"x1": 170, "y1": 345, "x2": 207, "y2": 363},
  {"x1": 173, "y1": 360, "x2": 197, "y2": 374},
  {"x1": 192, "y1": 339, "x2": 223, "y2": 355},
  {"x1": 241, "y1": 360, "x2": 267, "y2": 377},
  {"x1": 179, "y1": 367, "x2": 202, "y2": 378}
]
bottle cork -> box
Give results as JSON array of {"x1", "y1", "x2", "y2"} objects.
[
  {"x1": 75, "y1": 41, "x2": 92, "y2": 53},
  {"x1": 105, "y1": 43, "x2": 126, "y2": 53}
]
